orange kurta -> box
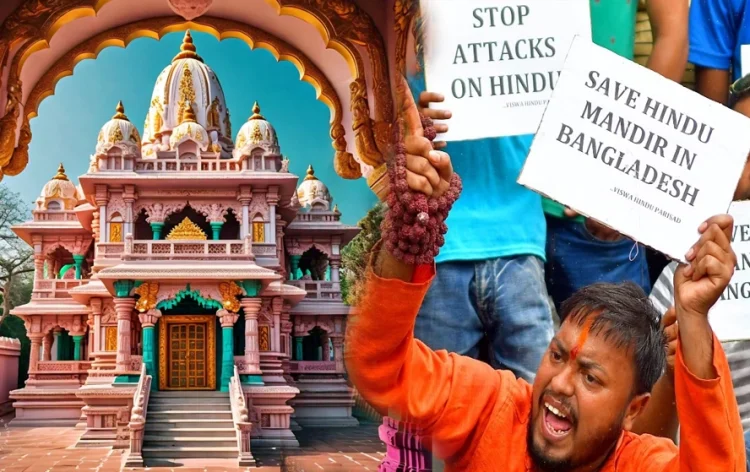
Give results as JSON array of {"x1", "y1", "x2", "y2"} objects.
[{"x1": 345, "y1": 265, "x2": 746, "y2": 471}]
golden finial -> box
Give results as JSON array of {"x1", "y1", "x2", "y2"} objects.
[
  {"x1": 112, "y1": 101, "x2": 129, "y2": 121},
  {"x1": 53, "y1": 163, "x2": 69, "y2": 181},
  {"x1": 172, "y1": 30, "x2": 204, "y2": 63},
  {"x1": 304, "y1": 164, "x2": 318, "y2": 181},
  {"x1": 333, "y1": 204, "x2": 339, "y2": 213},
  {"x1": 248, "y1": 101, "x2": 266, "y2": 121},
  {"x1": 181, "y1": 100, "x2": 197, "y2": 123}
]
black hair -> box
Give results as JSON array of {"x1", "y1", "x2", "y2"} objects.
[{"x1": 560, "y1": 282, "x2": 667, "y2": 395}]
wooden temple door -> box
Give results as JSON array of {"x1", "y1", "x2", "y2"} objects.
[{"x1": 159, "y1": 315, "x2": 216, "y2": 391}]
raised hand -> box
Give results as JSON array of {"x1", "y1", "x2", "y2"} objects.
[
  {"x1": 417, "y1": 91, "x2": 451, "y2": 150},
  {"x1": 662, "y1": 307, "x2": 678, "y2": 375},
  {"x1": 675, "y1": 215, "x2": 736, "y2": 318}
]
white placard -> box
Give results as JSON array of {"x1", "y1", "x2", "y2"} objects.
[
  {"x1": 518, "y1": 36, "x2": 750, "y2": 262},
  {"x1": 742, "y1": 44, "x2": 750, "y2": 77},
  {"x1": 709, "y1": 202, "x2": 750, "y2": 342},
  {"x1": 420, "y1": 0, "x2": 591, "y2": 141}
]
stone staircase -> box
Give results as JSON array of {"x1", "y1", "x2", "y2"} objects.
[{"x1": 142, "y1": 391, "x2": 238, "y2": 460}]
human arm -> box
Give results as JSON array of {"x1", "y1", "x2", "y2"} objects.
[
  {"x1": 630, "y1": 308, "x2": 679, "y2": 441},
  {"x1": 646, "y1": 0, "x2": 689, "y2": 82},
  {"x1": 688, "y1": 0, "x2": 737, "y2": 104}
]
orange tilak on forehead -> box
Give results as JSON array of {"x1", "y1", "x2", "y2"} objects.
[{"x1": 571, "y1": 318, "x2": 594, "y2": 360}]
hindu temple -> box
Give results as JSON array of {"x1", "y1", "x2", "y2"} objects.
[{"x1": 7, "y1": 32, "x2": 360, "y2": 467}]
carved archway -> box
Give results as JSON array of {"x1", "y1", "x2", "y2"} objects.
[{"x1": 0, "y1": 0, "x2": 393, "y2": 187}]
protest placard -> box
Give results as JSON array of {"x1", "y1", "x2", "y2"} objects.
[
  {"x1": 419, "y1": 0, "x2": 591, "y2": 141},
  {"x1": 743, "y1": 45, "x2": 750, "y2": 77},
  {"x1": 517, "y1": 36, "x2": 750, "y2": 262},
  {"x1": 707, "y1": 201, "x2": 750, "y2": 341}
]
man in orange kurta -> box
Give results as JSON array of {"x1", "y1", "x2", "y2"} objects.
[{"x1": 345, "y1": 77, "x2": 746, "y2": 472}]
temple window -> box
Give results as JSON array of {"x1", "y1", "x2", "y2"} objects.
[
  {"x1": 220, "y1": 209, "x2": 241, "y2": 240},
  {"x1": 109, "y1": 213, "x2": 124, "y2": 243},
  {"x1": 302, "y1": 327, "x2": 328, "y2": 361},
  {"x1": 299, "y1": 247, "x2": 329, "y2": 281},
  {"x1": 134, "y1": 209, "x2": 151, "y2": 240},
  {"x1": 252, "y1": 215, "x2": 265, "y2": 243},
  {"x1": 46, "y1": 201, "x2": 62, "y2": 211},
  {"x1": 104, "y1": 326, "x2": 117, "y2": 352},
  {"x1": 107, "y1": 147, "x2": 122, "y2": 171}
]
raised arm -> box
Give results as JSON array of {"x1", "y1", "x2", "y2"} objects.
[
  {"x1": 646, "y1": 0, "x2": 689, "y2": 81},
  {"x1": 345, "y1": 76, "x2": 520, "y2": 463}
]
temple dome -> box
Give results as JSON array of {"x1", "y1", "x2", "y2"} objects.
[
  {"x1": 169, "y1": 102, "x2": 210, "y2": 151},
  {"x1": 37, "y1": 164, "x2": 78, "y2": 210},
  {"x1": 294, "y1": 165, "x2": 332, "y2": 210},
  {"x1": 233, "y1": 102, "x2": 280, "y2": 158},
  {"x1": 95, "y1": 101, "x2": 141, "y2": 157},
  {"x1": 142, "y1": 31, "x2": 232, "y2": 156}
]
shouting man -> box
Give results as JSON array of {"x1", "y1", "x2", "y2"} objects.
[{"x1": 345, "y1": 77, "x2": 746, "y2": 471}]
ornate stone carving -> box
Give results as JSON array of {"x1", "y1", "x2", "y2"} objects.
[
  {"x1": 217, "y1": 309, "x2": 239, "y2": 328},
  {"x1": 107, "y1": 195, "x2": 127, "y2": 221},
  {"x1": 165, "y1": 218, "x2": 207, "y2": 240},
  {"x1": 248, "y1": 194, "x2": 269, "y2": 220},
  {"x1": 331, "y1": 123, "x2": 361, "y2": 179},
  {"x1": 351, "y1": 78, "x2": 387, "y2": 167},
  {"x1": 138, "y1": 202, "x2": 181, "y2": 224},
  {"x1": 168, "y1": 0, "x2": 214, "y2": 21},
  {"x1": 101, "y1": 302, "x2": 117, "y2": 324},
  {"x1": 133, "y1": 282, "x2": 159, "y2": 313},
  {"x1": 2, "y1": 116, "x2": 30, "y2": 177},
  {"x1": 218, "y1": 281, "x2": 243, "y2": 313},
  {"x1": 192, "y1": 202, "x2": 227, "y2": 223}
]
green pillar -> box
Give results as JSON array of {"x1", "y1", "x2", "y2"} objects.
[
  {"x1": 150, "y1": 222, "x2": 164, "y2": 240},
  {"x1": 220, "y1": 327, "x2": 234, "y2": 392},
  {"x1": 73, "y1": 254, "x2": 85, "y2": 280},
  {"x1": 210, "y1": 222, "x2": 223, "y2": 240},
  {"x1": 290, "y1": 256, "x2": 302, "y2": 281},
  {"x1": 295, "y1": 336, "x2": 304, "y2": 361},
  {"x1": 142, "y1": 326, "x2": 157, "y2": 390},
  {"x1": 72, "y1": 335, "x2": 84, "y2": 361}
]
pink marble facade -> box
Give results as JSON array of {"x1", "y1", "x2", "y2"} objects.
[{"x1": 0, "y1": 337, "x2": 21, "y2": 416}]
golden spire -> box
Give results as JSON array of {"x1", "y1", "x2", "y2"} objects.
[
  {"x1": 112, "y1": 101, "x2": 129, "y2": 121},
  {"x1": 53, "y1": 163, "x2": 69, "y2": 181},
  {"x1": 304, "y1": 164, "x2": 318, "y2": 181},
  {"x1": 333, "y1": 204, "x2": 339, "y2": 213},
  {"x1": 248, "y1": 101, "x2": 265, "y2": 121},
  {"x1": 172, "y1": 30, "x2": 204, "y2": 63},
  {"x1": 181, "y1": 100, "x2": 197, "y2": 124}
]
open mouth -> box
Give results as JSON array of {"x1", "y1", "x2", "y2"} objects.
[{"x1": 542, "y1": 401, "x2": 573, "y2": 439}]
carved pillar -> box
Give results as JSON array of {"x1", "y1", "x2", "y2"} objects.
[
  {"x1": 271, "y1": 297, "x2": 282, "y2": 353},
  {"x1": 322, "y1": 332, "x2": 330, "y2": 361},
  {"x1": 29, "y1": 334, "x2": 43, "y2": 373},
  {"x1": 114, "y1": 297, "x2": 136, "y2": 372},
  {"x1": 42, "y1": 332, "x2": 53, "y2": 361},
  {"x1": 123, "y1": 185, "x2": 136, "y2": 237},
  {"x1": 332, "y1": 337, "x2": 344, "y2": 373},
  {"x1": 295, "y1": 336, "x2": 304, "y2": 361},
  {"x1": 52, "y1": 329, "x2": 61, "y2": 360},
  {"x1": 138, "y1": 309, "x2": 161, "y2": 389},
  {"x1": 91, "y1": 298, "x2": 102, "y2": 352},
  {"x1": 289, "y1": 256, "x2": 301, "y2": 281},
  {"x1": 217, "y1": 309, "x2": 239, "y2": 391},
  {"x1": 72, "y1": 334, "x2": 85, "y2": 361},
  {"x1": 240, "y1": 298, "x2": 262, "y2": 375},
  {"x1": 268, "y1": 187, "x2": 278, "y2": 245},
  {"x1": 330, "y1": 259, "x2": 341, "y2": 283},
  {"x1": 33, "y1": 254, "x2": 44, "y2": 282},
  {"x1": 238, "y1": 186, "x2": 251, "y2": 239},
  {"x1": 73, "y1": 254, "x2": 84, "y2": 280}
]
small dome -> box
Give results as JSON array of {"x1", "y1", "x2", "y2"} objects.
[
  {"x1": 38, "y1": 164, "x2": 79, "y2": 210},
  {"x1": 295, "y1": 165, "x2": 332, "y2": 210},
  {"x1": 233, "y1": 102, "x2": 280, "y2": 158},
  {"x1": 169, "y1": 101, "x2": 210, "y2": 151},
  {"x1": 143, "y1": 31, "x2": 232, "y2": 156},
  {"x1": 96, "y1": 101, "x2": 141, "y2": 157}
]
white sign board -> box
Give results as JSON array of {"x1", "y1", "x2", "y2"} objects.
[
  {"x1": 709, "y1": 202, "x2": 750, "y2": 342},
  {"x1": 518, "y1": 36, "x2": 750, "y2": 262},
  {"x1": 742, "y1": 44, "x2": 750, "y2": 77},
  {"x1": 420, "y1": 0, "x2": 591, "y2": 141}
]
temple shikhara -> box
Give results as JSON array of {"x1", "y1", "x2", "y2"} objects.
[{"x1": 8, "y1": 32, "x2": 360, "y2": 466}]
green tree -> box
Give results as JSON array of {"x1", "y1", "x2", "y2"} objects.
[
  {"x1": 341, "y1": 202, "x2": 386, "y2": 306},
  {"x1": 0, "y1": 185, "x2": 33, "y2": 388}
]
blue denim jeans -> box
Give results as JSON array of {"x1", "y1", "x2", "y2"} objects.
[
  {"x1": 545, "y1": 216, "x2": 652, "y2": 312},
  {"x1": 414, "y1": 255, "x2": 554, "y2": 383},
  {"x1": 746, "y1": 430, "x2": 750, "y2": 472}
]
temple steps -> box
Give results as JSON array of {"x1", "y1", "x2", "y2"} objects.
[{"x1": 143, "y1": 391, "x2": 238, "y2": 461}]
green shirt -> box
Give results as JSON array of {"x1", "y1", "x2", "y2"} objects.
[{"x1": 542, "y1": 0, "x2": 639, "y2": 221}]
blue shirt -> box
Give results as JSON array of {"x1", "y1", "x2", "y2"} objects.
[
  {"x1": 407, "y1": 75, "x2": 546, "y2": 263},
  {"x1": 689, "y1": 0, "x2": 750, "y2": 81}
]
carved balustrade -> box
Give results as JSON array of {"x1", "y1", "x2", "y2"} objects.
[
  {"x1": 32, "y1": 211, "x2": 80, "y2": 222},
  {"x1": 288, "y1": 360, "x2": 337, "y2": 374},
  {"x1": 31, "y1": 360, "x2": 92, "y2": 384},
  {"x1": 124, "y1": 363, "x2": 151, "y2": 468},
  {"x1": 95, "y1": 243, "x2": 125, "y2": 261},
  {"x1": 32, "y1": 279, "x2": 87, "y2": 300},
  {"x1": 292, "y1": 213, "x2": 340, "y2": 223},
  {"x1": 251, "y1": 243, "x2": 276, "y2": 257},
  {"x1": 286, "y1": 280, "x2": 342, "y2": 301},
  {"x1": 230, "y1": 365, "x2": 255, "y2": 466},
  {"x1": 134, "y1": 157, "x2": 243, "y2": 173},
  {"x1": 124, "y1": 240, "x2": 253, "y2": 261}
]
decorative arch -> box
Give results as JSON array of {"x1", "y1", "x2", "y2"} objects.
[{"x1": 0, "y1": 0, "x2": 394, "y2": 184}]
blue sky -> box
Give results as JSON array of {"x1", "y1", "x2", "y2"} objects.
[{"x1": 6, "y1": 31, "x2": 377, "y2": 225}]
